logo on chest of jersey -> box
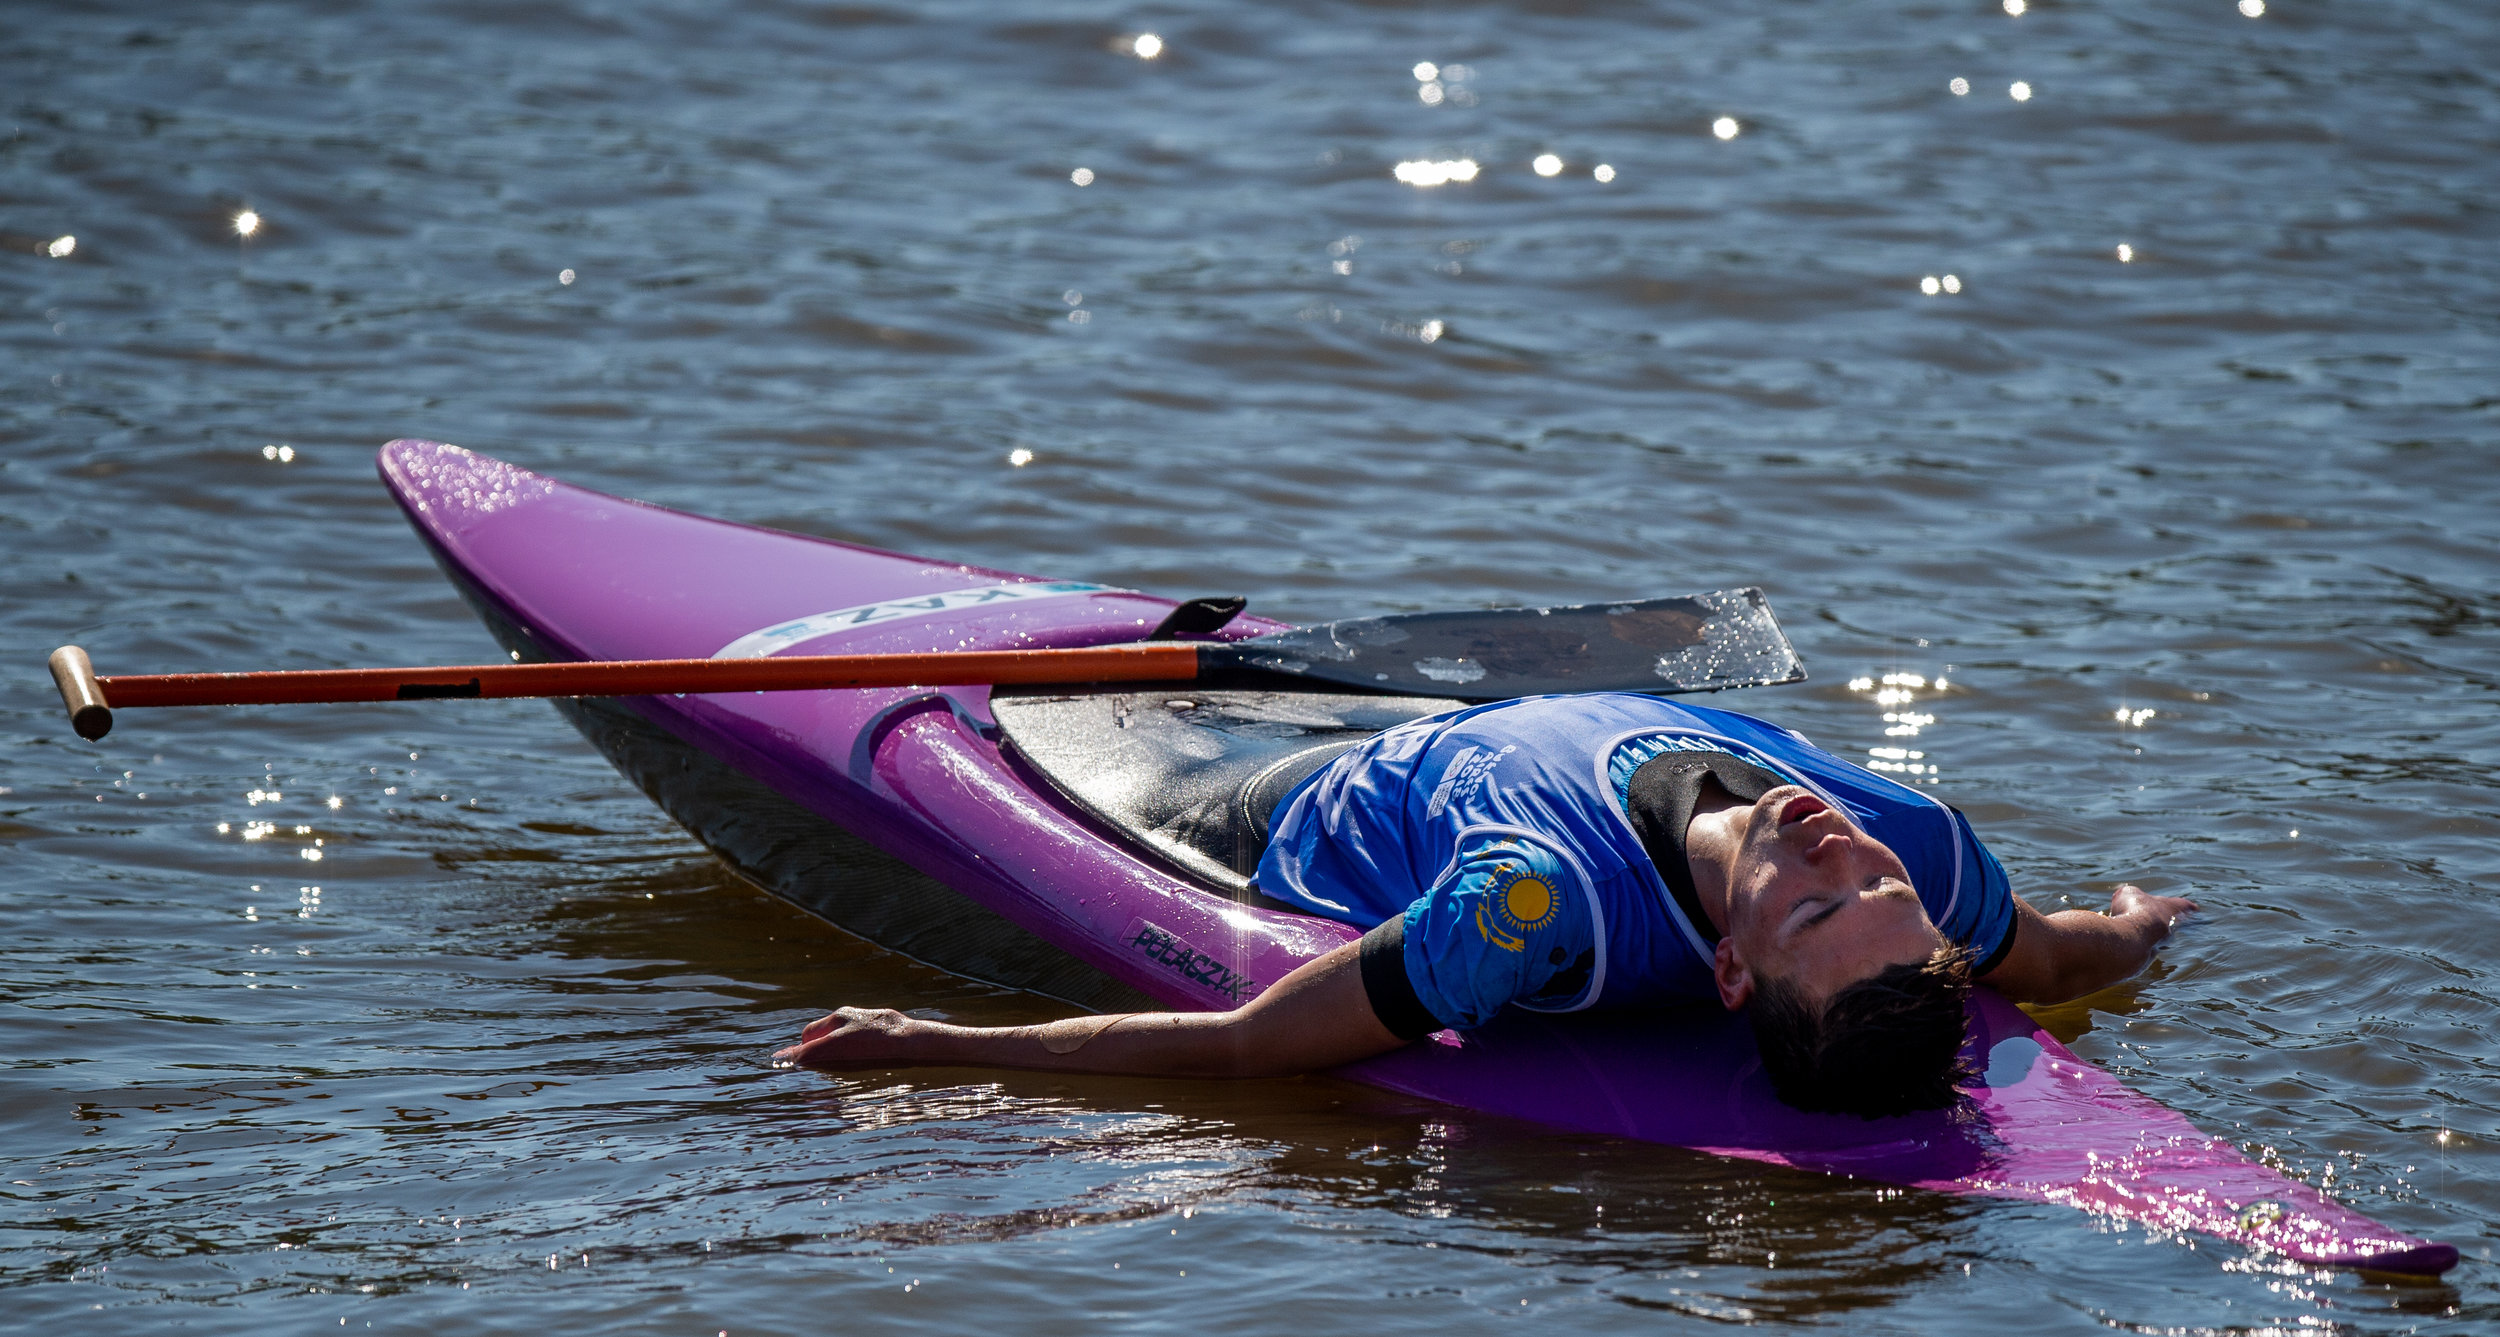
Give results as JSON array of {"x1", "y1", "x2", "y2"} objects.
[{"x1": 1425, "y1": 743, "x2": 1517, "y2": 819}]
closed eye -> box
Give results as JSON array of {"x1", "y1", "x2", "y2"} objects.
[
  {"x1": 1785, "y1": 898, "x2": 1845, "y2": 939},
  {"x1": 1793, "y1": 879, "x2": 1902, "y2": 938}
]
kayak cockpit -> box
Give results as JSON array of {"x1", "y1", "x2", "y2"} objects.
[{"x1": 991, "y1": 688, "x2": 1462, "y2": 898}]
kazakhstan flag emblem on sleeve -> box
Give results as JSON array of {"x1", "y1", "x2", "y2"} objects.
[{"x1": 1474, "y1": 861, "x2": 1560, "y2": 951}]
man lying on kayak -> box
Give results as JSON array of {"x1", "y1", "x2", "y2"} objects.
[{"x1": 779, "y1": 692, "x2": 2195, "y2": 1118}]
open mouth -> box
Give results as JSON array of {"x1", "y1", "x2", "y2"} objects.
[{"x1": 1774, "y1": 791, "x2": 1830, "y2": 828}]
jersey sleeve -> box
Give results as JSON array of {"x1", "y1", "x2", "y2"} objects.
[
  {"x1": 1363, "y1": 830, "x2": 1599, "y2": 1033},
  {"x1": 1945, "y1": 808, "x2": 2020, "y2": 973}
]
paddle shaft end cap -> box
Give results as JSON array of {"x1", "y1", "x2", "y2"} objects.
[{"x1": 49, "y1": 645, "x2": 112, "y2": 740}]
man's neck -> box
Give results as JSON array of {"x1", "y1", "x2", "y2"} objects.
[{"x1": 1683, "y1": 784, "x2": 1749, "y2": 938}]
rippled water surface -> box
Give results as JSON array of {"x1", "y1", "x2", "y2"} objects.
[{"x1": 5, "y1": 0, "x2": 2497, "y2": 1331}]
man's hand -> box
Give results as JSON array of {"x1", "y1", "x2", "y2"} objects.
[
  {"x1": 1980, "y1": 883, "x2": 2200, "y2": 1005},
  {"x1": 2109, "y1": 883, "x2": 2198, "y2": 936},
  {"x1": 774, "y1": 1007, "x2": 925, "y2": 1068}
]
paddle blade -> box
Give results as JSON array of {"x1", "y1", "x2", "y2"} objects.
[{"x1": 1209, "y1": 589, "x2": 1804, "y2": 701}]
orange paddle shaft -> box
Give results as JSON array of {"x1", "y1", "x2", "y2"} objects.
[{"x1": 47, "y1": 643, "x2": 1202, "y2": 740}]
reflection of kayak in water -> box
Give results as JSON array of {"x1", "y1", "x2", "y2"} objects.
[{"x1": 378, "y1": 439, "x2": 2455, "y2": 1277}]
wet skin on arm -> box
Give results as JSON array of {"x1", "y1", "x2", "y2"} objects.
[{"x1": 778, "y1": 939, "x2": 1404, "y2": 1076}]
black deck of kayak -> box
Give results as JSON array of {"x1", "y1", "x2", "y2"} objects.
[{"x1": 990, "y1": 688, "x2": 1461, "y2": 900}]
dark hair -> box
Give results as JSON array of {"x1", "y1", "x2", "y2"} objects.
[{"x1": 1747, "y1": 946, "x2": 1976, "y2": 1118}]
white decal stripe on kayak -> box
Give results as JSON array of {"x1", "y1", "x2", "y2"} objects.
[{"x1": 711, "y1": 581, "x2": 1124, "y2": 659}]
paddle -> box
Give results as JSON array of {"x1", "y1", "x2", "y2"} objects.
[{"x1": 47, "y1": 588, "x2": 1802, "y2": 741}]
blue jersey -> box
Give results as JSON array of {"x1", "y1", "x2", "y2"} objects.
[{"x1": 1254, "y1": 693, "x2": 2017, "y2": 1032}]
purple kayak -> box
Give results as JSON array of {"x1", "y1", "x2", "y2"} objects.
[{"x1": 378, "y1": 439, "x2": 2455, "y2": 1277}]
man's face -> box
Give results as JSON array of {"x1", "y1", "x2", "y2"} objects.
[{"x1": 1709, "y1": 785, "x2": 1945, "y2": 1012}]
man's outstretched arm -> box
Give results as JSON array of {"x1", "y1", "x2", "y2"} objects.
[
  {"x1": 1979, "y1": 884, "x2": 2198, "y2": 1005},
  {"x1": 775, "y1": 939, "x2": 1408, "y2": 1078}
]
